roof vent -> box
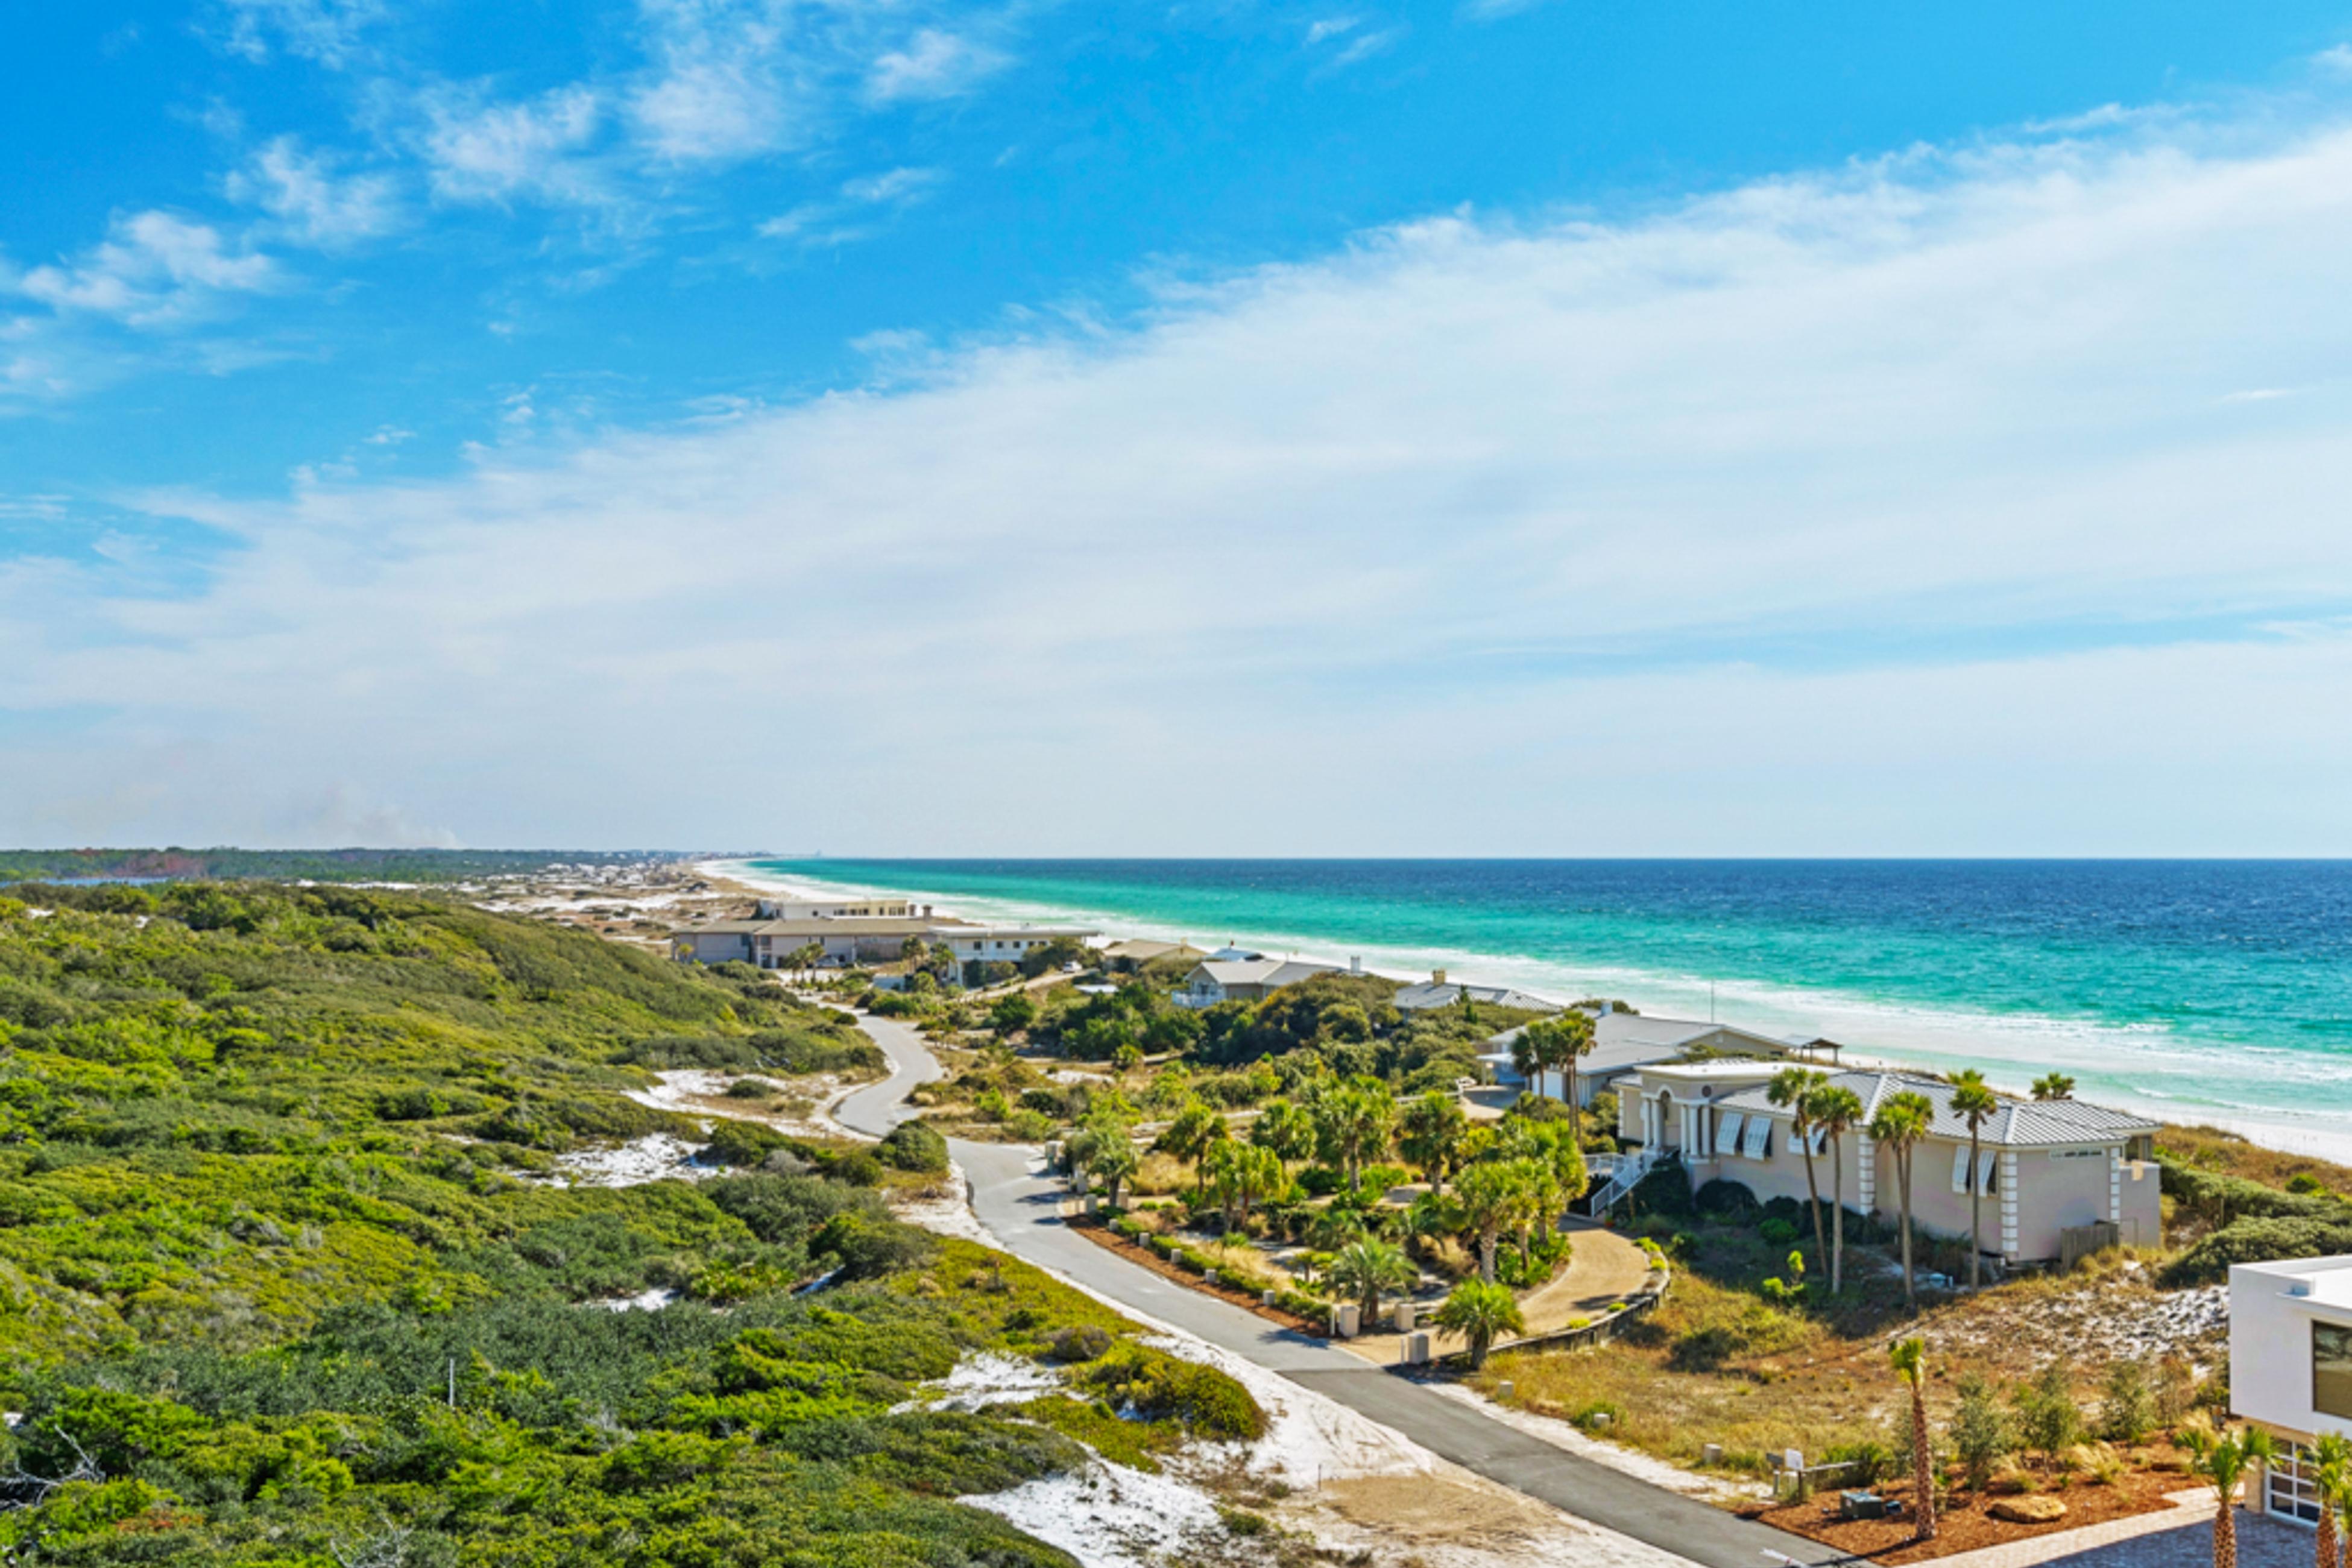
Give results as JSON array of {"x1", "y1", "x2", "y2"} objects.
[{"x1": 1433, "y1": 969, "x2": 1448, "y2": 985}]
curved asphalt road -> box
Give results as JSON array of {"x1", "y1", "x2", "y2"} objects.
[{"x1": 836, "y1": 1010, "x2": 1846, "y2": 1568}]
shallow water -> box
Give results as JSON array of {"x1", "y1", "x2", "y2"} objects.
[{"x1": 737, "y1": 858, "x2": 2352, "y2": 1157}]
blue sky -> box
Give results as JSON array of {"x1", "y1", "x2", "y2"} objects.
[{"x1": 7, "y1": 1, "x2": 2352, "y2": 852}]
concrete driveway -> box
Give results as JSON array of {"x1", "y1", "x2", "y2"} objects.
[{"x1": 835, "y1": 1011, "x2": 1850, "y2": 1568}]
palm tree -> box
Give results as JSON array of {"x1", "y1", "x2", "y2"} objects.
[
  {"x1": 1204, "y1": 1139, "x2": 1285, "y2": 1227},
  {"x1": 1328, "y1": 1238, "x2": 1417, "y2": 1327},
  {"x1": 2183, "y1": 1420, "x2": 2274, "y2": 1568},
  {"x1": 1513, "y1": 1012, "x2": 1597, "y2": 1120},
  {"x1": 1454, "y1": 1158, "x2": 1542, "y2": 1282},
  {"x1": 1434, "y1": 1279, "x2": 1525, "y2": 1368},
  {"x1": 1089, "y1": 1136, "x2": 1139, "y2": 1211},
  {"x1": 1950, "y1": 1069, "x2": 1999, "y2": 1289},
  {"x1": 1768, "y1": 1066, "x2": 1830, "y2": 1280},
  {"x1": 1399, "y1": 1092, "x2": 1470, "y2": 1194},
  {"x1": 1156, "y1": 1097, "x2": 1228, "y2": 1165},
  {"x1": 1249, "y1": 1098, "x2": 1317, "y2": 1167},
  {"x1": 1871, "y1": 1090, "x2": 1935, "y2": 1312},
  {"x1": 1890, "y1": 1337, "x2": 1938, "y2": 1542},
  {"x1": 1498, "y1": 1119, "x2": 1587, "y2": 1243},
  {"x1": 1313, "y1": 1078, "x2": 1399, "y2": 1194},
  {"x1": 2313, "y1": 1431, "x2": 2351, "y2": 1568},
  {"x1": 1809, "y1": 1084, "x2": 1865, "y2": 1294},
  {"x1": 2031, "y1": 1072, "x2": 2076, "y2": 1101}
]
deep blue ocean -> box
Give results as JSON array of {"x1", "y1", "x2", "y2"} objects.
[{"x1": 739, "y1": 858, "x2": 2352, "y2": 1154}]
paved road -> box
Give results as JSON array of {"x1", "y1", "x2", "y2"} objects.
[{"x1": 837, "y1": 1012, "x2": 1847, "y2": 1568}]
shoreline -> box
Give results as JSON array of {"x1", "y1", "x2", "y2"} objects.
[{"x1": 705, "y1": 857, "x2": 2352, "y2": 1167}]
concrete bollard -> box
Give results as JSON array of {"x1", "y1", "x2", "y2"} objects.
[
  {"x1": 1204, "y1": 1269, "x2": 1219, "y2": 1286},
  {"x1": 1393, "y1": 1303, "x2": 1416, "y2": 1333},
  {"x1": 1263, "y1": 1289, "x2": 1278, "y2": 1307},
  {"x1": 1331, "y1": 1302, "x2": 1361, "y2": 1338},
  {"x1": 1496, "y1": 1381, "x2": 1514, "y2": 1400},
  {"x1": 1701, "y1": 1442, "x2": 1723, "y2": 1466},
  {"x1": 1403, "y1": 1332, "x2": 1431, "y2": 1365},
  {"x1": 1081, "y1": 1195, "x2": 1097, "y2": 1215}
]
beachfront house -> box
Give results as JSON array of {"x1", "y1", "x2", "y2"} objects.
[
  {"x1": 1100, "y1": 939, "x2": 1208, "y2": 973},
  {"x1": 1478, "y1": 1007, "x2": 1809, "y2": 1107},
  {"x1": 2231, "y1": 1255, "x2": 2352, "y2": 1529},
  {"x1": 1617, "y1": 1062, "x2": 2161, "y2": 1268},
  {"x1": 1392, "y1": 970, "x2": 1562, "y2": 1015},
  {"x1": 1176, "y1": 952, "x2": 1349, "y2": 1007}
]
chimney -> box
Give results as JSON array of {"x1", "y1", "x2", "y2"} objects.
[
  {"x1": 1433, "y1": 969, "x2": 1447, "y2": 985},
  {"x1": 1350, "y1": 956, "x2": 1361, "y2": 974}
]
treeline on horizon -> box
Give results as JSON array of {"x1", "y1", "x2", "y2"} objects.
[{"x1": 0, "y1": 848, "x2": 690, "y2": 884}]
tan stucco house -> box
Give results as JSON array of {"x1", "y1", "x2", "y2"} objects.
[{"x1": 1618, "y1": 1061, "x2": 2160, "y2": 1268}]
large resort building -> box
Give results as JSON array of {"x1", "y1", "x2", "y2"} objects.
[{"x1": 672, "y1": 908, "x2": 1096, "y2": 967}]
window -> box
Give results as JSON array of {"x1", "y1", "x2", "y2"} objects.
[
  {"x1": 2268, "y1": 1440, "x2": 2323, "y2": 1524},
  {"x1": 1714, "y1": 1112, "x2": 1745, "y2": 1158},
  {"x1": 1741, "y1": 1116, "x2": 1771, "y2": 1160},
  {"x1": 2316, "y1": 1323, "x2": 2352, "y2": 1420}
]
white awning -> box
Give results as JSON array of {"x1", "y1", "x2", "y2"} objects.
[
  {"x1": 1714, "y1": 1111, "x2": 1745, "y2": 1158},
  {"x1": 1951, "y1": 1145, "x2": 1974, "y2": 1193},
  {"x1": 1742, "y1": 1116, "x2": 1771, "y2": 1159}
]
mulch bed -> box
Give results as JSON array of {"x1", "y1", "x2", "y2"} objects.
[
  {"x1": 1742, "y1": 1462, "x2": 2200, "y2": 1564},
  {"x1": 1065, "y1": 1217, "x2": 1328, "y2": 1338}
]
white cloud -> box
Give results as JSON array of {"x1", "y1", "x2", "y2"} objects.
[
  {"x1": 418, "y1": 85, "x2": 607, "y2": 206},
  {"x1": 840, "y1": 166, "x2": 943, "y2": 204},
  {"x1": 13, "y1": 113, "x2": 2352, "y2": 849},
  {"x1": 867, "y1": 28, "x2": 1010, "y2": 104},
  {"x1": 12, "y1": 212, "x2": 279, "y2": 328},
  {"x1": 1305, "y1": 16, "x2": 1359, "y2": 45},
  {"x1": 628, "y1": 0, "x2": 794, "y2": 162},
  {"x1": 212, "y1": 0, "x2": 390, "y2": 68},
  {"x1": 228, "y1": 136, "x2": 403, "y2": 245},
  {"x1": 2315, "y1": 43, "x2": 2352, "y2": 75}
]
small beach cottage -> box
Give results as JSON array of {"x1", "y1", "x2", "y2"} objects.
[
  {"x1": 1616, "y1": 1062, "x2": 2161, "y2": 1268},
  {"x1": 2231, "y1": 1255, "x2": 2352, "y2": 1528},
  {"x1": 1174, "y1": 952, "x2": 1349, "y2": 1007}
]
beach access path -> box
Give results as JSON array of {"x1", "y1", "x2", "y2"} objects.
[{"x1": 834, "y1": 1010, "x2": 1848, "y2": 1568}]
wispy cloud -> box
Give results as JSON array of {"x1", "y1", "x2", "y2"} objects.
[
  {"x1": 867, "y1": 28, "x2": 1010, "y2": 104},
  {"x1": 760, "y1": 166, "x2": 945, "y2": 244},
  {"x1": 2315, "y1": 43, "x2": 2352, "y2": 75},
  {"x1": 208, "y1": 0, "x2": 391, "y2": 69},
  {"x1": 227, "y1": 136, "x2": 403, "y2": 245},
  {"x1": 16, "y1": 114, "x2": 2352, "y2": 849},
  {"x1": 10, "y1": 212, "x2": 279, "y2": 327},
  {"x1": 417, "y1": 84, "x2": 607, "y2": 206}
]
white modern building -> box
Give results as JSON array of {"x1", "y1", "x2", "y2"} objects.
[
  {"x1": 754, "y1": 896, "x2": 932, "y2": 920},
  {"x1": 2232, "y1": 1255, "x2": 2352, "y2": 1528}
]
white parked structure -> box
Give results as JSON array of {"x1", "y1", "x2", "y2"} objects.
[
  {"x1": 754, "y1": 896, "x2": 932, "y2": 920},
  {"x1": 2231, "y1": 1255, "x2": 2352, "y2": 1528},
  {"x1": 1615, "y1": 1061, "x2": 2160, "y2": 1267}
]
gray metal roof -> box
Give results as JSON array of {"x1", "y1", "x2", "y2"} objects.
[
  {"x1": 1395, "y1": 981, "x2": 1561, "y2": 1013},
  {"x1": 1714, "y1": 1070, "x2": 2158, "y2": 1147}
]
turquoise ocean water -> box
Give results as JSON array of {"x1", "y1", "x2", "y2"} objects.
[{"x1": 734, "y1": 858, "x2": 2352, "y2": 1157}]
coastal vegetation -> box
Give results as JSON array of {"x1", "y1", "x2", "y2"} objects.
[{"x1": 0, "y1": 883, "x2": 1260, "y2": 1565}]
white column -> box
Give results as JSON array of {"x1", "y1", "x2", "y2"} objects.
[
  {"x1": 2000, "y1": 1153, "x2": 2022, "y2": 1259},
  {"x1": 1857, "y1": 1138, "x2": 1876, "y2": 1213},
  {"x1": 2107, "y1": 1147, "x2": 2122, "y2": 1224}
]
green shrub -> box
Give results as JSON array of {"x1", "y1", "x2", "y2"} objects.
[
  {"x1": 1077, "y1": 1346, "x2": 1264, "y2": 1440},
  {"x1": 2160, "y1": 1215, "x2": 2352, "y2": 1285},
  {"x1": 878, "y1": 1121, "x2": 950, "y2": 1174},
  {"x1": 1758, "y1": 1217, "x2": 1799, "y2": 1245}
]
